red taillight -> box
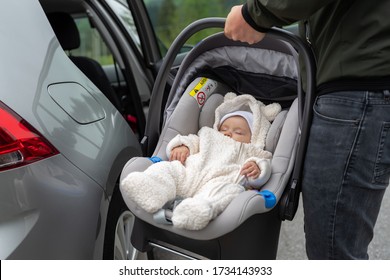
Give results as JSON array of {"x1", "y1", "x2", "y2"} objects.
[{"x1": 0, "y1": 102, "x2": 59, "y2": 171}]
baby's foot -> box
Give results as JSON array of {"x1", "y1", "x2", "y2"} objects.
[{"x1": 171, "y1": 198, "x2": 213, "y2": 230}]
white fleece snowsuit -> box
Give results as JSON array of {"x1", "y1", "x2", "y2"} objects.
[{"x1": 120, "y1": 93, "x2": 281, "y2": 230}]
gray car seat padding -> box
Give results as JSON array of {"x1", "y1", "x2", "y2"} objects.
[{"x1": 199, "y1": 93, "x2": 224, "y2": 128}]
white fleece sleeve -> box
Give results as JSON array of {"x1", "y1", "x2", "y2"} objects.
[
  {"x1": 243, "y1": 157, "x2": 271, "y2": 189},
  {"x1": 166, "y1": 133, "x2": 200, "y2": 159}
]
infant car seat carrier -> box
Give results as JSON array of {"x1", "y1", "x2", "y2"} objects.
[{"x1": 120, "y1": 18, "x2": 316, "y2": 259}]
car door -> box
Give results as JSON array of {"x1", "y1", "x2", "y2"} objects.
[{"x1": 84, "y1": 0, "x2": 251, "y2": 153}]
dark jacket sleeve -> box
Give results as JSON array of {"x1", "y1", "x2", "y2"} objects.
[{"x1": 242, "y1": 0, "x2": 335, "y2": 30}]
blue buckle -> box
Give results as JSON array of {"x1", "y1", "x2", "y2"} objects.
[
  {"x1": 258, "y1": 190, "x2": 276, "y2": 208},
  {"x1": 149, "y1": 156, "x2": 163, "y2": 163}
]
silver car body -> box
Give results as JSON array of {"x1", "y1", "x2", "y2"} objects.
[{"x1": 0, "y1": 0, "x2": 141, "y2": 259}]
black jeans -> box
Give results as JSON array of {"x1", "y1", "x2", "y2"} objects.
[{"x1": 302, "y1": 90, "x2": 390, "y2": 259}]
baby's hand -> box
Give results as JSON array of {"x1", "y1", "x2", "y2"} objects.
[
  {"x1": 240, "y1": 161, "x2": 260, "y2": 179},
  {"x1": 170, "y1": 145, "x2": 190, "y2": 164}
]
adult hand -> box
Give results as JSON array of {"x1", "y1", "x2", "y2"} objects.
[{"x1": 224, "y1": 5, "x2": 265, "y2": 44}]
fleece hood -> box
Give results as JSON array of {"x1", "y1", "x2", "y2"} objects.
[{"x1": 213, "y1": 93, "x2": 281, "y2": 149}]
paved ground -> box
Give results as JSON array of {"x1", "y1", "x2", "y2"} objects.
[{"x1": 277, "y1": 187, "x2": 390, "y2": 260}]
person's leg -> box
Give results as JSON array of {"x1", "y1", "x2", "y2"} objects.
[
  {"x1": 120, "y1": 161, "x2": 185, "y2": 213},
  {"x1": 302, "y1": 91, "x2": 390, "y2": 259}
]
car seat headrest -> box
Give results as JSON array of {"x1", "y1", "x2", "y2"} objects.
[
  {"x1": 47, "y1": 12, "x2": 80, "y2": 51},
  {"x1": 199, "y1": 94, "x2": 224, "y2": 128}
]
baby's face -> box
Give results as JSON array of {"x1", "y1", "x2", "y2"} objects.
[{"x1": 218, "y1": 116, "x2": 251, "y2": 143}]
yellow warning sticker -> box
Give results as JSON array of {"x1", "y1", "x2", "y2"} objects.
[{"x1": 189, "y1": 77, "x2": 208, "y2": 97}]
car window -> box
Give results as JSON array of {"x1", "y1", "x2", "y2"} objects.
[
  {"x1": 104, "y1": 0, "x2": 143, "y2": 55},
  {"x1": 71, "y1": 16, "x2": 114, "y2": 66},
  {"x1": 143, "y1": 0, "x2": 245, "y2": 56}
]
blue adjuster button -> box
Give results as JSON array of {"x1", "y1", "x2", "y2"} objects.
[
  {"x1": 149, "y1": 156, "x2": 163, "y2": 163},
  {"x1": 258, "y1": 190, "x2": 276, "y2": 208}
]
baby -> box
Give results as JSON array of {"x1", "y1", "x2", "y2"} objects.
[
  {"x1": 120, "y1": 93, "x2": 281, "y2": 230},
  {"x1": 171, "y1": 111, "x2": 263, "y2": 183}
]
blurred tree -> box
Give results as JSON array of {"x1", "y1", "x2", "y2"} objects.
[
  {"x1": 73, "y1": 0, "x2": 245, "y2": 63},
  {"x1": 157, "y1": 0, "x2": 178, "y2": 49},
  {"x1": 153, "y1": 0, "x2": 239, "y2": 50}
]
